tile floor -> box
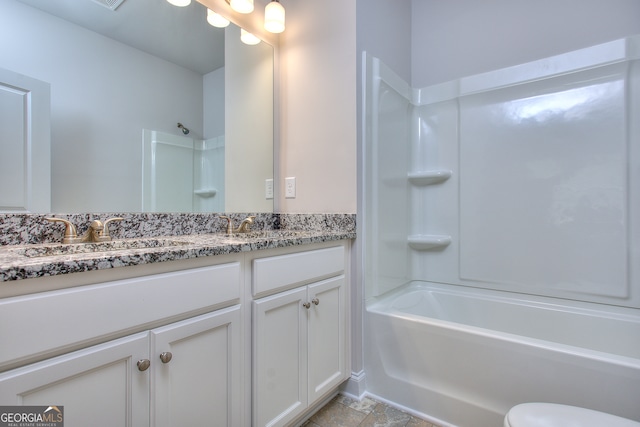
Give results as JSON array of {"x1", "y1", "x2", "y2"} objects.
[{"x1": 301, "y1": 395, "x2": 440, "y2": 427}]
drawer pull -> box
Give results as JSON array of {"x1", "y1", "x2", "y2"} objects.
[
  {"x1": 159, "y1": 352, "x2": 173, "y2": 364},
  {"x1": 312, "y1": 298, "x2": 320, "y2": 306},
  {"x1": 137, "y1": 359, "x2": 151, "y2": 371},
  {"x1": 302, "y1": 302, "x2": 311, "y2": 309}
]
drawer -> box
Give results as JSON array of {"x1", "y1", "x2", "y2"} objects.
[
  {"x1": 253, "y1": 246, "x2": 345, "y2": 297},
  {"x1": 0, "y1": 262, "x2": 240, "y2": 370}
]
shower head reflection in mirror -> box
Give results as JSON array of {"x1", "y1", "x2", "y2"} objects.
[{"x1": 177, "y1": 123, "x2": 190, "y2": 135}]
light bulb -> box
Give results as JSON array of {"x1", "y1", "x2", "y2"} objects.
[
  {"x1": 240, "y1": 28, "x2": 261, "y2": 45},
  {"x1": 207, "y1": 9, "x2": 230, "y2": 28},
  {"x1": 230, "y1": 0, "x2": 253, "y2": 14},
  {"x1": 166, "y1": 0, "x2": 190, "y2": 6},
  {"x1": 264, "y1": 0, "x2": 285, "y2": 33}
]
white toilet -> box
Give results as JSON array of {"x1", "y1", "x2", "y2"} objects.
[{"x1": 504, "y1": 403, "x2": 640, "y2": 427}]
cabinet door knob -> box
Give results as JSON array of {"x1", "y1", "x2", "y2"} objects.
[
  {"x1": 311, "y1": 298, "x2": 320, "y2": 306},
  {"x1": 302, "y1": 302, "x2": 311, "y2": 309},
  {"x1": 137, "y1": 359, "x2": 151, "y2": 371},
  {"x1": 159, "y1": 352, "x2": 173, "y2": 364}
]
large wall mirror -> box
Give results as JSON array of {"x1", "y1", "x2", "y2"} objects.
[{"x1": 0, "y1": 0, "x2": 274, "y2": 213}]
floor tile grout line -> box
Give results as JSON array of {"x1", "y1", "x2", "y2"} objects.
[{"x1": 303, "y1": 394, "x2": 439, "y2": 427}]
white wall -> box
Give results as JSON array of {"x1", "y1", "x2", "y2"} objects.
[
  {"x1": 356, "y1": 0, "x2": 412, "y2": 83},
  {"x1": 0, "y1": 0, "x2": 204, "y2": 212},
  {"x1": 411, "y1": 0, "x2": 640, "y2": 88},
  {"x1": 277, "y1": 0, "x2": 358, "y2": 213},
  {"x1": 197, "y1": 0, "x2": 358, "y2": 214},
  {"x1": 203, "y1": 67, "x2": 225, "y2": 139}
]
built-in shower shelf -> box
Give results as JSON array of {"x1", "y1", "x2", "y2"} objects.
[
  {"x1": 408, "y1": 170, "x2": 452, "y2": 185},
  {"x1": 408, "y1": 234, "x2": 452, "y2": 250},
  {"x1": 194, "y1": 188, "x2": 217, "y2": 198}
]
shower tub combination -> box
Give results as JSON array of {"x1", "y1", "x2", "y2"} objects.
[{"x1": 363, "y1": 36, "x2": 640, "y2": 426}]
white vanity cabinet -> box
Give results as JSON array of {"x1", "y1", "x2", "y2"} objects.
[
  {"x1": 151, "y1": 306, "x2": 242, "y2": 427},
  {"x1": 0, "y1": 331, "x2": 151, "y2": 426},
  {"x1": 0, "y1": 309, "x2": 241, "y2": 426},
  {"x1": 0, "y1": 259, "x2": 244, "y2": 427},
  {"x1": 251, "y1": 244, "x2": 349, "y2": 427},
  {"x1": 0, "y1": 238, "x2": 353, "y2": 427}
]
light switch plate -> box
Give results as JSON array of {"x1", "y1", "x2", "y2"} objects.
[
  {"x1": 285, "y1": 177, "x2": 296, "y2": 198},
  {"x1": 265, "y1": 179, "x2": 274, "y2": 199}
]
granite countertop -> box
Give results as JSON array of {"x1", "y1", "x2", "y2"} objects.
[
  {"x1": 0, "y1": 213, "x2": 357, "y2": 282},
  {"x1": 0, "y1": 229, "x2": 356, "y2": 282}
]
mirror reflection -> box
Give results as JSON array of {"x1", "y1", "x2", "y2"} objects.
[{"x1": 0, "y1": 0, "x2": 274, "y2": 213}]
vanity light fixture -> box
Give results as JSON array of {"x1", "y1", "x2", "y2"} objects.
[
  {"x1": 264, "y1": 0, "x2": 285, "y2": 33},
  {"x1": 166, "y1": 0, "x2": 191, "y2": 6},
  {"x1": 229, "y1": 0, "x2": 254, "y2": 14},
  {"x1": 207, "y1": 9, "x2": 230, "y2": 28},
  {"x1": 240, "y1": 28, "x2": 261, "y2": 45}
]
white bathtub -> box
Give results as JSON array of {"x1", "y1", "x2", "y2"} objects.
[{"x1": 365, "y1": 282, "x2": 640, "y2": 427}]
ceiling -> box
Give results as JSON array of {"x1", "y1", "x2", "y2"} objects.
[{"x1": 16, "y1": 0, "x2": 225, "y2": 75}]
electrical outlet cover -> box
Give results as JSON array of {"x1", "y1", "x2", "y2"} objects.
[{"x1": 285, "y1": 177, "x2": 296, "y2": 198}]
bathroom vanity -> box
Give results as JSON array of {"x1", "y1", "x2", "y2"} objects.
[
  {"x1": 0, "y1": 214, "x2": 355, "y2": 427},
  {"x1": 251, "y1": 244, "x2": 348, "y2": 426}
]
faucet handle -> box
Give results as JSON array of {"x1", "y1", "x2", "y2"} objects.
[
  {"x1": 219, "y1": 216, "x2": 234, "y2": 234},
  {"x1": 46, "y1": 217, "x2": 81, "y2": 243},
  {"x1": 101, "y1": 217, "x2": 123, "y2": 239}
]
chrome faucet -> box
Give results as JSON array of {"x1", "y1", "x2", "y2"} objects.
[
  {"x1": 219, "y1": 216, "x2": 256, "y2": 234},
  {"x1": 46, "y1": 217, "x2": 123, "y2": 243}
]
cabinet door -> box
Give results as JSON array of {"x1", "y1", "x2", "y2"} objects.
[
  {"x1": 0, "y1": 333, "x2": 150, "y2": 427},
  {"x1": 253, "y1": 287, "x2": 308, "y2": 427},
  {"x1": 151, "y1": 306, "x2": 242, "y2": 427},
  {"x1": 307, "y1": 276, "x2": 347, "y2": 403}
]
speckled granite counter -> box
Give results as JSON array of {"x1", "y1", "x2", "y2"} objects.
[{"x1": 0, "y1": 213, "x2": 356, "y2": 282}]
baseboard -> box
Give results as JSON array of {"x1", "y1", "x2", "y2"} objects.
[
  {"x1": 339, "y1": 370, "x2": 367, "y2": 400},
  {"x1": 363, "y1": 391, "x2": 455, "y2": 427}
]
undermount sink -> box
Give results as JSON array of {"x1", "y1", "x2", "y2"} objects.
[
  {"x1": 11, "y1": 238, "x2": 192, "y2": 258},
  {"x1": 225, "y1": 230, "x2": 310, "y2": 240}
]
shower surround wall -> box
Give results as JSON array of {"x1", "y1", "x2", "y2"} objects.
[
  {"x1": 142, "y1": 130, "x2": 225, "y2": 213},
  {"x1": 365, "y1": 36, "x2": 640, "y2": 305},
  {"x1": 363, "y1": 36, "x2": 640, "y2": 426}
]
